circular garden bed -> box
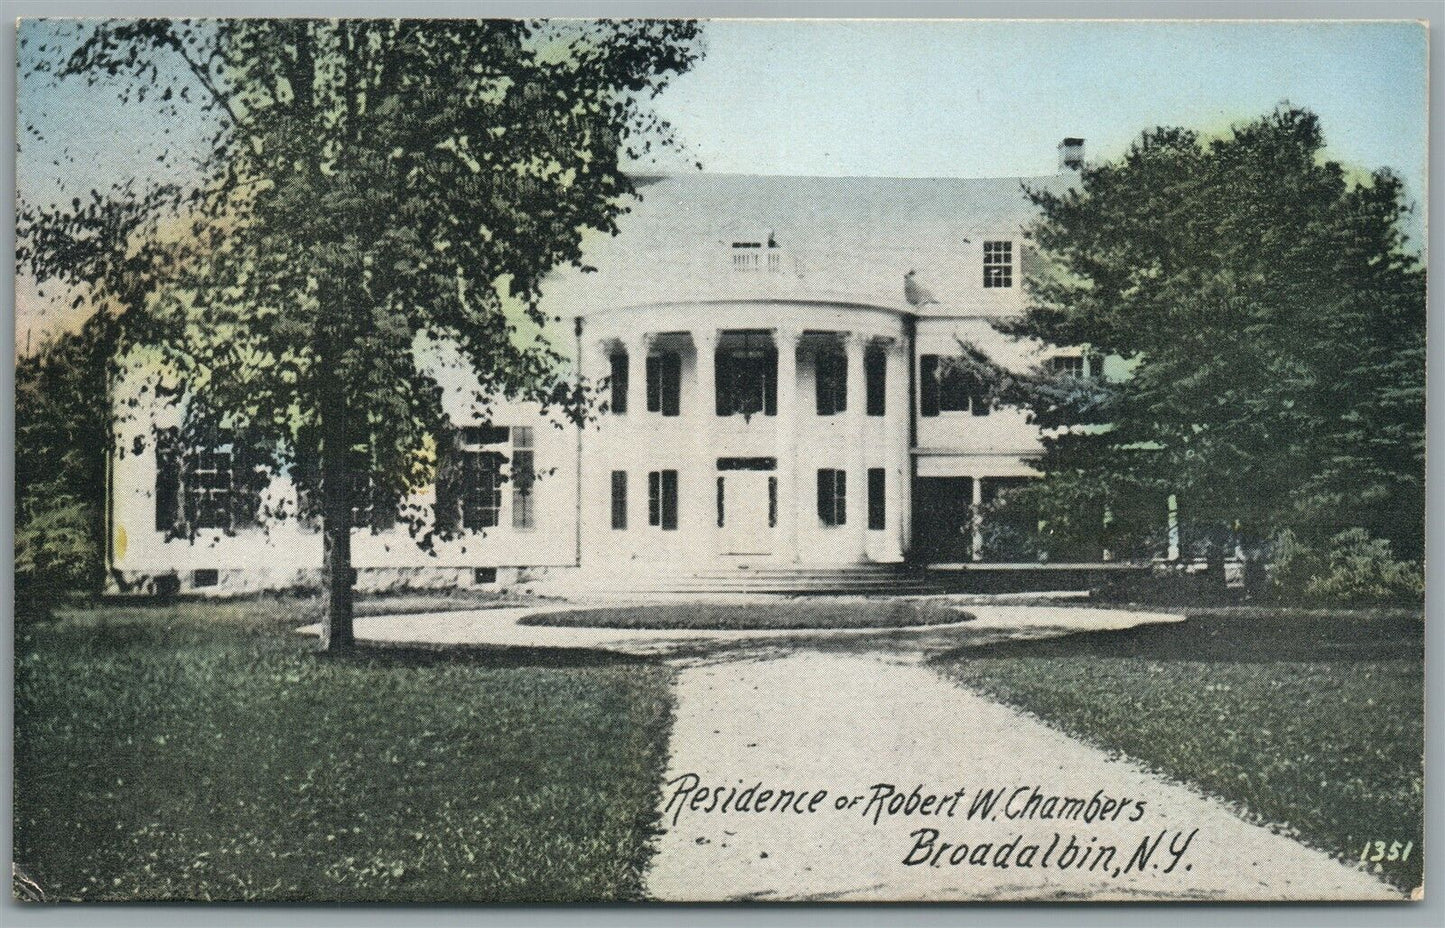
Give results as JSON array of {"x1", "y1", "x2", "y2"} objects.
[{"x1": 517, "y1": 600, "x2": 975, "y2": 631}]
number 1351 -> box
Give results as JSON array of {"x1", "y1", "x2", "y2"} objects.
[{"x1": 1360, "y1": 840, "x2": 1413, "y2": 863}]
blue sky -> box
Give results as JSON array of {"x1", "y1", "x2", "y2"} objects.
[{"x1": 16, "y1": 18, "x2": 1430, "y2": 342}]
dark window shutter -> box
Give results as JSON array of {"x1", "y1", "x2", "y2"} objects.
[
  {"x1": 661, "y1": 354, "x2": 681, "y2": 417},
  {"x1": 155, "y1": 427, "x2": 182, "y2": 532},
  {"x1": 434, "y1": 428, "x2": 463, "y2": 533},
  {"x1": 866, "y1": 349, "x2": 886, "y2": 416},
  {"x1": 648, "y1": 471, "x2": 661, "y2": 526},
  {"x1": 716, "y1": 476, "x2": 725, "y2": 527},
  {"x1": 610, "y1": 353, "x2": 628, "y2": 414},
  {"x1": 868, "y1": 467, "x2": 885, "y2": 530},
  {"x1": 646, "y1": 355, "x2": 661, "y2": 412},
  {"x1": 661, "y1": 470, "x2": 678, "y2": 529},
  {"x1": 920, "y1": 355, "x2": 940, "y2": 417},
  {"x1": 835, "y1": 470, "x2": 846, "y2": 526},
  {"x1": 764, "y1": 347, "x2": 778, "y2": 416},
  {"x1": 817, "y1": 469, "x2": 831, "y2": 524},
  {"x1": 611, "y1": 470, "x2": 627, "y2": 530}
]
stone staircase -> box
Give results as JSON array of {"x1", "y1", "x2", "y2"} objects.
[{"x1": 558, "y1": 563, "x2": 943, "y2": 596}]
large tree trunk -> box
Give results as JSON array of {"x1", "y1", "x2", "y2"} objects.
[{"x1": 317, "y1": 332, "x2": 355, "y2": 652}]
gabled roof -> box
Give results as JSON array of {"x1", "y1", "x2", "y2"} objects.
[{"x1": 539, "y1": 171, "x2": 1076, "y2": 316}]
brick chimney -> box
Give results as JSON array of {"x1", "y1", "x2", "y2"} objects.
[{"x1": 1059, "y1": 137, "x2": 1085, "y2": 171}]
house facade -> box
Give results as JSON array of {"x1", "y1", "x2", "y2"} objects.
[{"x1": 106, "y1": 145, "x2": 1091, "y2": 595}]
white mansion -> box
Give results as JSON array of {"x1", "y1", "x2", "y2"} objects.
[{"x1": 108, "y1": 142, "x2": 1101, "y2": 595}]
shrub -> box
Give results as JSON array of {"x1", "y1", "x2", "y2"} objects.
[{"x1": 1272, "y1": 528, "x2": 1423, "y2": 607}]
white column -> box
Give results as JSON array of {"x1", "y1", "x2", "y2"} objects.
[
  {"x1": 775, "y1": 326, "x2": 800, "y2": 563},
  {"x1": 626, "y1": 332, "x2": 650, "y2": 534},
  {"x1": 846, "y1": 333, "x2": 869, "y2": 561},
  {"x1": 970, "y1": 476, "x2": 984, "y2": 562},
  {"x1": 692, "y1": 329, "x2": 717, "y2": 560},
  {"x1": 885, "y1": 338, "x2": 908, "y2": 561}
]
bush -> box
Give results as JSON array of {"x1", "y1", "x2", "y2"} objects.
[
  {"x1": 1272, "y1": 528, "x2": 1423, "y2": 607},
  {"x1": 15, "y1": 486, "x2": 101, "y2": 607}
]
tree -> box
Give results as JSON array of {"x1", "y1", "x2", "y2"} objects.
[
  {"x1": 998, "y1": 107, "x2": 1425, "y2": 586},
  {"x1": 28, "y1": 19, "x2": 702, "y2": 648}
]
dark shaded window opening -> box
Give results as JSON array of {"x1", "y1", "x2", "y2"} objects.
[
  {"x1": 649, "y1": 469, "x2": 678, "y2": 530},
  {"x1": 646, "y1": 353, "x2": 681, "y2": 416},
  {"x1": 817, "y1": 468, "x2": 846, "y2": 527},
  {"x1": 461, "y1": 426, "x2": 508, "y2": 530},
  {"x1": 868, "y1": 468, "x2": 886, "y2": 531},
  {"x1": 609, "y1": 352, "x2": 629, "y2": 414},
  {"x1": 865, "y1": 346, "x2": 886, "y2": 416},
  {"x1": 815, "y1": 348, "x2": 847, "y2": 416},
  {"x1": 716, "y1": 334, "x2": 777, "y2": 418},
  {"x1": 610, "y1": 470, "x2": 627, "y2": 530}
]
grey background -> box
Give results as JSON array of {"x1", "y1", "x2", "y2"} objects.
[{"x1": 3, "y1": 1, "x2": 1439, "y2": 925}]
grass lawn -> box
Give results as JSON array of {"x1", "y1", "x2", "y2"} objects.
[
  {"x1": 932, "y1": 607, "x2": 1424, "y2": 892},
  {"x1": 519, "y1": 599, "x2": 976, "y2": 631},
  {"x1": 14, "y1": 595, "x2": 674, "y2": 902}
]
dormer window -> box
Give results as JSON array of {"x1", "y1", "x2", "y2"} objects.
[{"x1": 983, "y1": 240, "x2": 1013, "y2": 288}]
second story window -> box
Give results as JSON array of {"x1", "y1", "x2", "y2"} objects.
[
  {"x1": 865, "y1": 346, "x2": 887, "y2": 416},
  {"x1": 983, "y1": 240, "x2": 1013, "y2": 288},
  {"x1": 609, "y1": 352, "x2": 629, "y2": 414},
  {"x1": 716, "y1": 333, "x2": 777, "y2": 418},
  {"x1": 646, "y1": 352, "x2": 681, "y2": 416},
  {"x1": 920, "y1": 355, "x2": 990, "y2": 418},
  {"x1": 815, "y1": 347, "x2": 848, "y2": 416}
]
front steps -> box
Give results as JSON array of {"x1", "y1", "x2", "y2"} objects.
[{"x1": 553, "y1": 563, "x2": 943, "y2": 596}]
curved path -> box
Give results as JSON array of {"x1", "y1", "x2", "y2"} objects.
[{"x1": 302, "y1": 597, "x2": 1400, "y2": 901}]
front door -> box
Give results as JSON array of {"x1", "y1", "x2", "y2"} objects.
[{"x1": 720, "y1": 471, "x2": 774, "y2": 555}]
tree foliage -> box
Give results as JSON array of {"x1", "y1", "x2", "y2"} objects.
[
  {"x1": 992, "y1": 107, "x2": 1425, "y2": 573},
  {"x1": 21, "y1": 19, "x2": 703, "y2": 645}
]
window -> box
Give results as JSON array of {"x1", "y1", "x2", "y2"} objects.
[
  {"x1": 1050, "y1": 354, "x2": 1085, "y2": 378},
  {"x1": 920, "y1": 354, "x2": 990, "y2": 417},
  {"x1": 157, "y1": 426, "x2": 237, "y2": 532},
  {"x1": 768, "y1": 476, "x2": 778, "y2": 528},
  {"x1": 817, "y1": 468, "x2": 846, "y2": 527},
  {"x1": 716, "y1": 335, "x2": 777, "y2": 417},
  {"x1": 610, "y1": 471, "x2": 628, "y2": 530},
  {"x1": 648, "y1": 469, "x2": 678, "y2": 530},
  {"x1": 983, "y1": 240, "x2": 1013, "y2": 288},
  {"x1": 511, "y1": 427, "x2": 534, "y2": 529},
  {"x1": 716, "y1": 476, "x2": 725, "y2": 527},
  {"x1": 609, "y1": 352, "x2": 629, "y2": 414},
  {"x1": 815, "y1": 348, "x2": 847, "y2": 416},
  {"x1": 865, "y1": 347, "x2": 886, "y2": 416},
  {"x1": 646, "y1": 352, "x2": 681, "y2": 416},
  {"x1": 192, "y1": 568, "x2": 219, "y2": 588},
  {"x1": 461, "y1": 426, "x2": 508, "y2": 530},
  {"x1": 868, "y1": 468, "x2": 886, "y2": 530}
]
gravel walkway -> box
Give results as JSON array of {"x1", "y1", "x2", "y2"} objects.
[{"x1": 646, "y1": 651, "x2": 1401, "y2": 902}]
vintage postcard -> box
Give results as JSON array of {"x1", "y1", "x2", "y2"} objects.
[{"x1": 13, "y1": 16, "x2": 1427, "y2": 904}]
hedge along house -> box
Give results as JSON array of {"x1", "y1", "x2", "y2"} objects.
[{"x1": 106, "y1": 141, "x2": 1101, "y2": 596}]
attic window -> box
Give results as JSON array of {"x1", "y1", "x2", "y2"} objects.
[{"x1": 983, "y1": 240, "x2": 1013, "y2": 288}]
